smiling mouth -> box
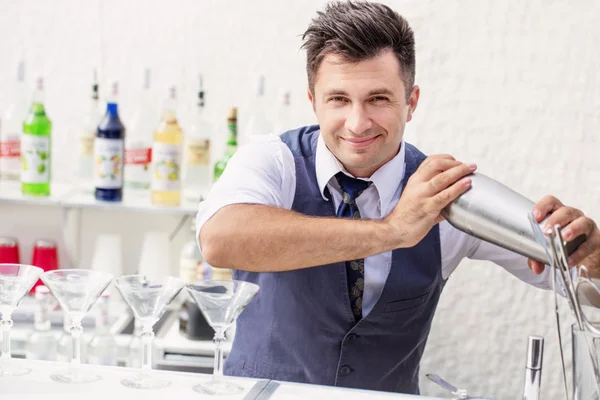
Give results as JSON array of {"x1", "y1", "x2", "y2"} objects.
[{"x1": 341, "y1": 135, "x2": 379, "y2": 148}]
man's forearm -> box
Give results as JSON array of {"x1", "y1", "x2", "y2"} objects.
[{"x1": 200, "y1": 204, "x2": 399, "y2": 272}]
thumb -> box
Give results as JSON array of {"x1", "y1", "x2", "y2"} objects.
[{"x1": 528, "y1": 258, "x2": 546, "y2": 275}]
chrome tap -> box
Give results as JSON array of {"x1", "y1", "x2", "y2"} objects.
[{"x1": 522, "y1": 335, "x2": 544, "y2": 400}]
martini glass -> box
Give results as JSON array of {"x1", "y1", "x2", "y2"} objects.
[
  {"x1": 40, "y1": 269, "x2": 113, "y2": 383},
  {"x1": 187, "y1": 279, "x2": 259, "y2": 395},
  {"x1": 115, "y1": 275, "x2": 184, "y2": 389},
  {"x1": 0, "y1": 264, "x2": 43, "y2": 376}
]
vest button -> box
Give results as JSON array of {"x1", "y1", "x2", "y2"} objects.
[
  {"x1": 339, "y1": 365, "x2": 352, "y2": 376},
  {"x1": 347, "y1": 333, "x2": 357, "y2": 341}
]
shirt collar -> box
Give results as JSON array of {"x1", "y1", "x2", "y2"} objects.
[{"x1": 315, "y1": 132, "x2": 406, "y2": 214}]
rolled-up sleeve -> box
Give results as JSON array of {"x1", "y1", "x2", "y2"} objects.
[
  {"x1": 440, "y1": 220, "x2": 554, "y2": 290},
  {"x1": 195, "y1": 134, "x2": 295, "y2": 254},
  {"x1": 468, "y1": 239, "x2": 553, "y2": 290}
]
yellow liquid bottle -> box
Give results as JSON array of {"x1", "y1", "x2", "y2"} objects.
[{"x1": 151, "y1": 86, "x2": 183, "y2": 206}]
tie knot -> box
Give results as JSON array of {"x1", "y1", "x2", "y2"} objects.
[{"x1": 335, "y1": 172, "x2": 371, "y2": 201}]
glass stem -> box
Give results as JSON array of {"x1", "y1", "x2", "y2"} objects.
[
  {"x1": 212, "y1": 329, "x2": 226, "y2": 384},
  {"x1": 141, "y1": 325, "x2": 154, "y2": 375},
  {"x1": 0, "y1": 317, "x2": 13, "y2": 360},
  {"x1": 70, "y1": 319, "x2": 83, "y2": 366}
]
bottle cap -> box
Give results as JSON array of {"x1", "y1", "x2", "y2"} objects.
[{"x1": 228, "y1": 107, "x2": 238, "y2": 121}]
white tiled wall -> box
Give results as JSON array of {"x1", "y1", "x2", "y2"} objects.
[{"x1": 1, "y1": 0, "x2": 600, "y2": 398}]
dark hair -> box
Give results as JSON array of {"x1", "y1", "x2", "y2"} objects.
[{"x1": 301, "y1": 1, "x2": 415, "y2": 102}]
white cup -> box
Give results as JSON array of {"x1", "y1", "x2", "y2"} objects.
[
  {"x1": 90, "y1": 234, "x2": 123, "y2": 299},
  {"x1": 138, "y1": 231, "x2": 171, "y2": 280},
  {"x1": 90, "y1": 234, "x2": 123, "y2": 277}
]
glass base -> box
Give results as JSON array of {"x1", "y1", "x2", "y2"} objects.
[
  {"x1": 0, "y1": 364, "x2": 31, "y2": 377},
  {"x1": 50, "y1": 368, "x2": 101, "y2": 383},
  {"x1": 193, "y1": 379, "x2": 244, "y2": 395},
  {"x1": 121, "y1": 375, "x2": 171, "y2": 389}
]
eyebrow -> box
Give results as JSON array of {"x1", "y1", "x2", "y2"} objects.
[
  {"x1": 323, "y1": 89, "x2": 348, "y2": 97},
  {"x1": 366, "y1": 88, "x2": 395, "y2": 96},
  {"x1": 323, "y1": 88, "x2": 395, "y2": 97}
]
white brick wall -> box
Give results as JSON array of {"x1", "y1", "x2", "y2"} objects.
[{"x1": 1, "y1": 0, "x2": 599, "y2": 397}]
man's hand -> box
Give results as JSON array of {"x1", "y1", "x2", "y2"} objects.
[
  {"x1": 384, "y1": 154, "x2": 476, "y2": 248},
  {"x1": 529, "y1": 195, "x2": 600, "y2": 278}
]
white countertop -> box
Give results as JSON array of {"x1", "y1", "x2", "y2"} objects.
[{"x1": 0, "y1": 359, "x2": 449, "y2": 400}]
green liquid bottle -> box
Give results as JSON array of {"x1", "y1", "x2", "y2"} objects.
[
  {"x1": 22, "y1": 76, "x2": 51, "y2": 196},
  {"x1": 213, "y1": 107, "x2": 237, "y2": 181}
]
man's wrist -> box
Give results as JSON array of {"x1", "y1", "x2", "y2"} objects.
[{"x1": 375, "y1": 219, "x2": 405, "y2": 252}]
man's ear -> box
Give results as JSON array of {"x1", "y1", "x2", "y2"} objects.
[
  {"x1": 307, "y1": 87, "x2": 315, "y2": 111},
  {"x1": 406, "y1": 85, "x2": 420, "y2": 122}
]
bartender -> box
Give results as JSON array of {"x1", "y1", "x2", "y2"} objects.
[{"x1": 196, "y1": 1, "x2": 600, "y2": 395}]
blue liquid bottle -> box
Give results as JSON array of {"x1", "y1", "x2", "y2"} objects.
[{"x1": 94, "y1": 81, "x2": 125, "y2": 201}]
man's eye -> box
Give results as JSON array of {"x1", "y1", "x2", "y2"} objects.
[
  {"x1": 329, "y1": 97, "x2": 347, "y2": 103},
  {"x1": 370, "y1": 96, "x2": 389, "y2": 102}
]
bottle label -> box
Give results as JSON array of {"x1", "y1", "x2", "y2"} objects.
[
  {"x1": 0, "y1": 136, "x2": 21, "y2": 157},
  {"x1": 94, "y1": 138, "x2": 124, "y2": 189},
  {"x1": 0, "y1": 132, "x2": 21, "y2": 179},
  {"x1": 125, "y1": 147, "x2": 152, "y2": 165},
  {"x1": 185, "y1": 140, "x2": 210, "y2": 166},
  {"x1": 124, "y1": 147, "x2": 152, "y2": 189},
  {"x1": 80, "y1": 135, "x2": 94, "y2": 157},
  {"x1": 152, "y1": 143, "x2": 181, "y2": 191},
  {"x1": 21, "y1": 134, "x2": 50, "y2": 184}
]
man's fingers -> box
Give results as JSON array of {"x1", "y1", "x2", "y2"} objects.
[
  {"x1": 542, "y1": 206, "x2": 583, "y2": 233},
  {"x1": 565, "y1": 230, "x2": 600, "y2": 267},
  {"x1": 432, "y1": 177, "x2": 472, "y2": 209},
  {"x1": 528, "y1": 258, "x2": 546, "y2": 275},
  {"x1": 561, "y1": 216, "x2": 595, "y2": 242},
  {"x1": 415, "y1": 158, "x2": 463, "y2": 182},
  {"x1": 427, "y1": 154, "x2": 456, "y2": 161},
  {"x1": 532, "y1": 195, "x2": 564, "y2": 222},
  {"x1": 427, "y1": 163, "x2": 476, "y2": 194}
]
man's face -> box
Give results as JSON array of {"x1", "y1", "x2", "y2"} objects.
[{"x1": 308, "y1": 49, "x2": 419, "y2": 178}]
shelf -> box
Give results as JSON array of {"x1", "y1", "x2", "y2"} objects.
[
  {"x1": 0, "y1": 181, "x2": 73, "y2": 207},
  {"x1": 0, "y1": 181, "x2": 200, "y2": 217},
  {"x1": 64, "y1": 191, "x2": 200, "y2": 216}
]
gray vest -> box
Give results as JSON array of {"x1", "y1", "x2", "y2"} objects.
[{"x1": 224, "y1": 125, "x2": 443, "y2": 394}]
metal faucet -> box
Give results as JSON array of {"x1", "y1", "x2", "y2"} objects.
[{"x1": 522, "y1": 336, "x2": 544, "y2": 400}]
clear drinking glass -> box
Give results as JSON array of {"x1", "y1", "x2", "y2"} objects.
[
  {"x1": 40, "y1": 269, "x2": 113, "y2": 383},
  {"x1": 0, "y1": 263, "x2": 43, "y2": 376},
  {"x1": 115, "y1": 275, "x2": 184, "y2": 389},
  {"x1": 572, "y1": 323, "x2": 600, "y2": 400},
  {"x1": 187, "y1": 279, "x2": 259, "y2": 395}
]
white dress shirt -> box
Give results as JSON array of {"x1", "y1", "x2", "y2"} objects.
[{"x1": 196, "y1": 132, "x2": 556, "y2": 317}]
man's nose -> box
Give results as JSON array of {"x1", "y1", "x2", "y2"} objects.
[{"x1": 344, "y1": 104, "x2": 373, "y2": 135}]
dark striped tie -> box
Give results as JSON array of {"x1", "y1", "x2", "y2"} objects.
[{"x1": 334, "y1": 172, "x2": 372, "y2": 321}]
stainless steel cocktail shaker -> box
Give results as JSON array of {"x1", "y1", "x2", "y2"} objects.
[{"x1": 441, "y1": 172, "x2": 583, "y2": 265}]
